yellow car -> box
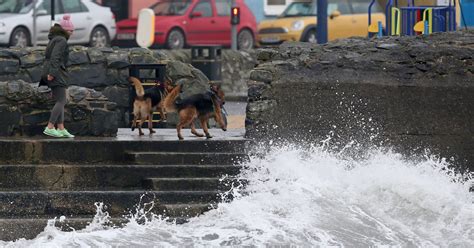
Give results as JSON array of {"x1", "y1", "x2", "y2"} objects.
[{"x1": 257, "y1": 0, "x2": 385, "y2": 45}]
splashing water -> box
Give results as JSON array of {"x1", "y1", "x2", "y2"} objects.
[{"x1": 1, "y1": 145, "x2": 473, "y2": 247}]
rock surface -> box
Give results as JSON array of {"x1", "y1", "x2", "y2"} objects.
[
  {"x1": 0, "y1": 47, "x2": 255, "y2": 128},
  {"x1": 0, "y1": 81, "x2": 118, "y2": 136},
  {"x1": 246, "y1": 31, "x2": 474, "y2": 172}
]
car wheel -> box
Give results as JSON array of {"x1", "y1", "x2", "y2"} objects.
[
  {"x1": 9, "y1": 27, "x2": 30, "y2": 48},
  {"x1": 237, "y1": 29, "x2": 254, "y2": 50},
  {"x1": 166, "y1": 29, "x2": 185, "y2": 49},
  {"x1": 303, "y1": 29, "x2": 317, "y2": 43},
  {"x1": 89, "y1": 26, "x2": 110, "y2": 48}
]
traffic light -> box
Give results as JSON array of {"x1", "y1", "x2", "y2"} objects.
[{"x1": 231, "y1": 7, "x2": 240, "y2": 25}]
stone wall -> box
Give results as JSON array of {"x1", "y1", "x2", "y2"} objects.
[
  {"x1": 246, "y1": 31, "x2": 474, "y2": 172},
  {"x1": 0, "y1": 47, "x2": 255, "y2": 129},
  {"x1": 0, "y1": 81, "x2": 118, "y2": 136}
]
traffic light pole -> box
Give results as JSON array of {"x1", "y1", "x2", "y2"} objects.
[
  {"x1": 32, "y1": 0, "x2": 38, "y2": 47},
  {"x1": 51, "y1": 0, "x2": 55, "y2": 23},
  {"x1": 231, "y1": 0, "x2": 237, "y2": 50},
  {"x1": 316, "y1": 0, "x2": 328, "y2": 44}
]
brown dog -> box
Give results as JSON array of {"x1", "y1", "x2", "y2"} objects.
[
  {"x1": 129, "y1": 77, "x2": 167, "y2": 135},
  {"x1": 163, "y1": 84, "x2": 227, "y2": 140}
]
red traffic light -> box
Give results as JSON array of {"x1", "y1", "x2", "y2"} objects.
[
  {"x1": 231, "y1": 7, "x2": 240, "y2": 25},
  {"x1": 232, "y1": 7, "x2": 239, "y2": 16}
]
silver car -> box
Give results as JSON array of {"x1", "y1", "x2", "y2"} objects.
[{"x1": 0, "y1": 0, "x2": 116, "y2": 47}]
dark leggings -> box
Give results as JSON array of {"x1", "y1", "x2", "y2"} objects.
[{"x1": 49, "y1": 86, "x2": 67, "y2": 124}]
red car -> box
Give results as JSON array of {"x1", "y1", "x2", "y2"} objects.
[{"x1": 113, "y1": 0, "x2": 257, "y2": 50}]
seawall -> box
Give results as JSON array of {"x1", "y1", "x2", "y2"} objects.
[{"x1": 246, "y1": 31, "x2": 474, "y2": 172}]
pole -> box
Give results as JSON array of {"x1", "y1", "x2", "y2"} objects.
[
  {"x1": 32, "y1": 0, "x2": 38, "y2": 47},
  {"x1": 51, "y1": 0, "x2": 55, "y2": 25},
  {"x1": 231, "y1": 0, "x2": 237, "y2": 50},
  {"x1": 316, "y1": 0, "x2": 328, "y2": 44}
]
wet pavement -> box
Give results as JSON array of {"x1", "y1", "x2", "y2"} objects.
[{"x1": 0, "y1": 101, "x2": 247, "y2": 141}]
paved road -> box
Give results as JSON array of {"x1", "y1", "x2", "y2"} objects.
[{"x1": 224, "y1": 101, "x2": 246, "y2": 129}]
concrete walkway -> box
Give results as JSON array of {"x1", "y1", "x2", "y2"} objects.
[
  {"x1": 116, "y1": 128, "x2": 246, "y2": 141},
  {"x1": 0, "y1": 101, "x2": 247, "y2": 141}
]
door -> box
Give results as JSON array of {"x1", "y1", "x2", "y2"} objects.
[
  {"x1": 213, "y1": 0, "x2": 232, "y2": 44},
  {"x1": 35, "y1": 0, "x2": 63, "y2": 44},
  {"x1": 61, "y1": 0, "x2": 91, "y2": 44},
  {"x1": 186, "y1": 0, "x2": 216, "y2": 44},
  {"x1": 327, "y1": 0, "x2": 353, "y2": 40}
]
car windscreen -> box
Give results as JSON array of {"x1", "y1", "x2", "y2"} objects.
[
  {"x1": 280, "y1": 2, "x2": 315, "y2": 17},
  {"x1": 150, "y1": 0, "x2": 192, "y2": 16},
  {"x1": 0, "y1": 0, "x2": 34, "y2": 14}
]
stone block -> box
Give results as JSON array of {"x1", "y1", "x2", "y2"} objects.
[
  {"x1": 0, "y1": 105, "x2": 21, "y2": 136},
  {"x1": 0, "y1": 58, "x2": 19, "y2": 74},
  {"x1": 87, "y1": 48, "x2": 106, "y2": 64},
  {"x1": 22, "y1": 111, "x2": 50, "y2": 125},
  {"x1": 102, "y1": 86, "x2": 129, "y2": 108},
  {"x1": 90, "y1": 109, "x2": 118, "y2": 136},
  {"x1": 68, "y1": 64, "x2": 107, "y2": 88},
  {"x1": 20, "y1": 52, "x2": 44, "y2": 68},
  {"x1": 68, "y1": 50, "x2": 89, "y2": 65}
]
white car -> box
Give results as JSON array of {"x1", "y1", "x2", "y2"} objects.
[{"x1": 0, "y1": 0, "x2": 116, "y2": 47}]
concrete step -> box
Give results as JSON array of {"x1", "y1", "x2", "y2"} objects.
[
  {"x1": 127, "y1": 152, "x2": 249, "y2": 165},
  {"x1": 0, "y1": 191, "x2": 228, "y2": 217},
  {"x1": 143, "y1": 177, "x2": 246, "y2": 191},
  {"x1": 0, "y1": 164, "x2": 242, "y2": 190},
  {"x1": 0, "y1": 212, "x2": 198, "y2": 241},
  {"x1": 0, "y1": 217, "x2": 125, "y2": 241},
  {"x1": 0, "y1": 139, "x2": 249, "y2": 165}
]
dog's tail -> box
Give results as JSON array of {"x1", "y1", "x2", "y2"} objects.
[
  {"x1": 129, "y1": 77, "x2": 145, "y2": 97},
  {"x1": 163, "y1": 84, "x2": 181, "y2": 112}
]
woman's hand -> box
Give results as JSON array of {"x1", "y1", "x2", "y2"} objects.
[{"x1": 47, "y1": 74, "x2": 54, "y2": 81}]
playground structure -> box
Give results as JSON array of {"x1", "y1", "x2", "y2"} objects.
[{"x1": 368, "y1": 0, "x2": 457, "y2": 36}]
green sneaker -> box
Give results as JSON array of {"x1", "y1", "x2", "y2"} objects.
[
  {"x1": 43, "y1": 127, "x2": 62, "y2": 138},
  {"x1": 57, "y1": 129, "x2": 75, "y2": 138}
]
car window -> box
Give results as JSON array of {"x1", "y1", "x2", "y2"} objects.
[
  {"x1": 38, "y1": 0, "x2": 63, "y2": 14},
  {"x1": 328, "y1": 0, "x2": 350, "y2": 15},
  {"x1": 281, "y1": 0, "x2": 350, "y2": 17},
  {"x1": 151, "y1": 0, "x2": 191, "y2": 16},
  {"x1": 351, "y1": 0, "x2": 381, "y2": 14},
  {"x1": 192, "y1": 0, "x2": 212, "y2": 17},
  {"x1": 281, "y1": 2, "x2": 314, "y2": 16},
  {"x1": 62, "y1": 0, "x2": 85, "y2": 13},
  {"x1": 0, "y1": 0, "x2": 34, "y2": 14},
  {"x1": 80, "y1": 1, "x2": 89, "y2": 12},
  {"x1": 215, "y1": 0, "x2": 231, "y2": 16}
]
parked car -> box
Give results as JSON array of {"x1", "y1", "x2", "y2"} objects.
[
  {"x1": 257, "y1": 0, "x2": 385, "y2": 46},
  {"x1": 0, "y1": 0, "x2": 116, "y2": 48},
  {"x1": 113, "y1": 0, "x2": 257, "y2": 50}
]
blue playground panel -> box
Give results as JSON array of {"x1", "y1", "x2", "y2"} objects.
[
  {"x1": 369, "y1": 0, "x2": 458, "y2": 36},
  {"x1": 400, "y1": 6, "x2": 456, "y2": 35},
  {"x1": 461, "y1": 0, "x2": 474, "y2": 27}
]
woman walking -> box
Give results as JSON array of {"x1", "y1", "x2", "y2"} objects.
[{"x1": 42, "y1": 15, "x2": 75, "y2": 138}]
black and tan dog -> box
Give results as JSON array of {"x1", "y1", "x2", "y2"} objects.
[
  {"x1": 129, "y1": 77, "x2": 168, "y2": 135},
  {"x1": 163, "y1": 84, "x2": 227, "y2": 140}
]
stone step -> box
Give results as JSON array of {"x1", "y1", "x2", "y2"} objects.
[
  {"x1": 0, "y1": 164, "x2": 242, "y2": 190},
  {"x1": 0, "y1": 213, "x2": 196, "y2": 241},
  {"x1": 0, "y1": 191, "x2": 229, "y2": 217},
  {"x1": 127, "y1": 152, "x2": 249, "y2": 165},
  {"x1": 0, "y1": 217, "x2": 124, "y2": 241},
  {"x1": 143, "y1": 177, "x2": 246, "y2": 191},
  {"x1": 0, "y1": 138, "x2": 249, "y2": 165}
]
